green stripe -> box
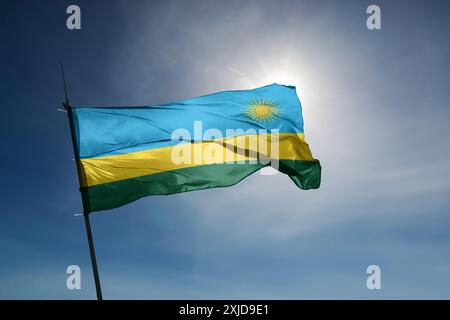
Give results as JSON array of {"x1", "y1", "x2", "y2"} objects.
[{"x1": 83, "y1": 160, "x2": 321, "y2": 213}]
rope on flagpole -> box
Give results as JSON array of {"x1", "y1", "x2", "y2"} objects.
[{"x1": 60, "y1": 62, "x2": 103, "y2": 300}]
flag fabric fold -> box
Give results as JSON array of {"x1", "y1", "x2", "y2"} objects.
[{"x1": 70, "y1": 84, "x2": 321, "y2": 212}]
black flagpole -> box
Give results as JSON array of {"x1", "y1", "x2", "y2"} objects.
[{"x1": 61, "y1": 62, "x2": 103, "y2": 300}]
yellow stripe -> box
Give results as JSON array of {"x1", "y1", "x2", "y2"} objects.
[{"x1": 80, "y1": 133, "x2": 313, "y2": 187}]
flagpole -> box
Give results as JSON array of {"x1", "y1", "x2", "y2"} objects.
[
  {"x1": 81, "y1": 209, "x2": 103, "y2": 300},
  {"x1": 61, "y1": 62, "x2": 104, "y2": 300}
]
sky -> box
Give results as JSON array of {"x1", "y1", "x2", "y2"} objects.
[{"x1": 1, "y1": 0, "x2": 450, "y2": 299}]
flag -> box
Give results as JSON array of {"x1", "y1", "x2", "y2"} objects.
[{"x1": 69, "y1": 84, "x2": 321, "y2": 212}]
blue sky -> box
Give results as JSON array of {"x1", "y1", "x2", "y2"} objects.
[{"x1": 1, "y1": 0, "x2": 450, "y2": 299}]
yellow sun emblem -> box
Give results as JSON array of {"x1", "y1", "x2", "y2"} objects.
[{"x1": 244, "y1": 98, "x2": 279, "y2": 123}]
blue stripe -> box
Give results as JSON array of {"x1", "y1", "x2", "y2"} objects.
[{"x1": 73, "y1": 84, "x2": 304, "y2": 159}]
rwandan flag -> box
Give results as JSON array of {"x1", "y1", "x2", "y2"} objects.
[{"x1": 69, "y1": 84, "x2": 321, "y2": 213}]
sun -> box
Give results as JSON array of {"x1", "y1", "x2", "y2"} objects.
[{"x1": 244, "y1": 98, "x2": 279, "y2": 123}]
